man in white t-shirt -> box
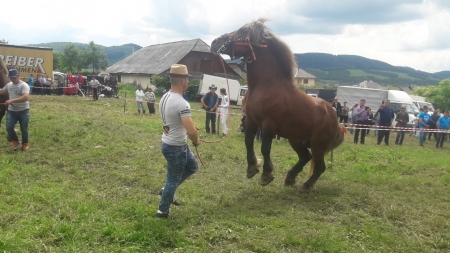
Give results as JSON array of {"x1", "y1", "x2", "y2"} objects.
[
  {"x1": 0, "y1": 69, "x2": 31, "y2": 150},
  {"x1": 156, "y1": 64, "x2": 200, "y2": 219},
  {"x1": 89, "y1": 77, "x2": 101, "y2": 101}
]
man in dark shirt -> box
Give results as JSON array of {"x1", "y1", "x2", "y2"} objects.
[
  {"x1": 374, "y1": 100, "x2": 394, "y2": 145},
  {"x1": 332, "y1": 98, "x2": 341, "y2": 117},
  {"x1": 395, "y1": 106, "x2": 409, "y2": 145},
  {"x1": 428, "y1": 110, "x2": 440, "y2": 141}
]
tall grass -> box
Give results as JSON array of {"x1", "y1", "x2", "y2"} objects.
[{"x1": 0, "y1": 95, "x2": 449, "y2": 252}]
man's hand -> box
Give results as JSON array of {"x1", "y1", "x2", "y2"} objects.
[
  {"x1": 209, "y1": 108, "x2": 215, "y2": 112},
  {"x1": 4, "y1": 100, "x2": 12, "y2": 105},
  {"x1": 192, "y1": 138, "x2": 200, "y2": 147}
]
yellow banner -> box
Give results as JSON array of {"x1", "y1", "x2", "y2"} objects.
[{"x1": 0, "y1": 44, "x2": 53, "y2": 80}]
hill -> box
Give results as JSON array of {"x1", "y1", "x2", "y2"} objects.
[
  {"x1": 26, "y1": 42, "x2": 142, "y2": 66},
  {"x1": 295, "y1": 53, "x2": 446, "y2": 86}
]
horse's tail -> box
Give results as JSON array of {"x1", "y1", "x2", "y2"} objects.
[
  {"x1": 308, "y1": 122, "x2": 345, "y2": 176},
  {"x1": 330, "y1": 123, "x2": 346, "y2": 150}
]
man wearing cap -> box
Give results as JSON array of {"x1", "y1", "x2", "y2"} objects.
[
  {"x1": 374, "y1": 100, "x2": 394, "y2": 145},
  {"x1": 0, "y1": 69, "x2": 31, "y2": 150},
  {"x1": 156, "y1": 64, "x2": 200, "y2": 219},
  {"x1": 395, "y1": 105, "x2": 409, "y2": 145},
  {"x1": 200, "y1": 84, "x2": 219, "y2": 134}
]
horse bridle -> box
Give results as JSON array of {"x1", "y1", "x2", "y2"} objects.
[{"x1": 216, "y1": 33, "x2": 268, "y2": 63}]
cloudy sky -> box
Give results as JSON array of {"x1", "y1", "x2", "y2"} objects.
[{"x1": 1, "y1": 0, "x2": 449, "y2": 72}]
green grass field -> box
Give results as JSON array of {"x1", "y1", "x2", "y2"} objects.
[{"x1": 1, "y1": 95, "x2": 449, "y2": 252}]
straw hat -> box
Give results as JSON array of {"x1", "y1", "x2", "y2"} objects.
[{"x1": 169, "y1": 64, "x2": 191, "y2": 77}]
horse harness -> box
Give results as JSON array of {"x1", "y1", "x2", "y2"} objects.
[{"x1": 216, "y1": 33, "x2": 268, "y2": 63}]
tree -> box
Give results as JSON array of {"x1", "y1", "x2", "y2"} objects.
[
  {"x1": 85, "y1": 41, "x2": 108, "y2": 74},
  {"x1": 412, "y1": 79, "x2": 450, "y2": 111},
  {"x1": 0, "y1": 38, "x2": 8, "y2": 44},
  {"x1": 151, "y1": 75, "x2": 171, "y2": 94},
  {"x1": 187, "y1": 79, "x2": 200, "y2": 100},
  {"x1": 61, "y1": 43, "x2": 84, "y2": 73},
  {"x1": 53, "y1": 51, "x2": 63, "y2": 71}
]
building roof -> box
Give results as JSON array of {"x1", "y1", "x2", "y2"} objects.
[
  {"x1": 359, "y1": 80, "x2": 385, "y2": 89},
  {"x1": 295, "y1": 68, "x2": 316, "y2": 79},
  {"x1": 106, "y1": 39, "x2": 211, "y2": 75}
]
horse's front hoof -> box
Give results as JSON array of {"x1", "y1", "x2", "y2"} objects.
[
  {"x1": 259, "y1": 175, "x2": 274, "y2": 186},
  {"x1": 284, "y1": 177, "x2": 296, "y2": 187},
  {"x1": 295, "y1": 184, "x2": 313, "y2": 195},
  {"x1": 246, "y1": 165, "x2": 260, "y2": 179}
]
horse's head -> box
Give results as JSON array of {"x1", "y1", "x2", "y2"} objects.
[{"x1": 210, "y1": 18, "x2": 271, "y2": 62}]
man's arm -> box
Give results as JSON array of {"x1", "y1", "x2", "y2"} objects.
[
  {"x1": 181, "y1": 116, "x2": 200, "y2": 146},
  {"x1": 0, "y1": 88, "x2": 5, "y2": 95},
  {"x1": 211, "y1": 96, "x2": 219, "y2": 112},
  {"x1": 5, "y1": 93, "x2": 29, "y2": 105},
  {"x1": 200, "y1": 96, "x2": 208, "y2": 109}
]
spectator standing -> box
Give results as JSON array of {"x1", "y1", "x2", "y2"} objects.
[
  {"x1": 27, "y1": 74, "x2": 34, "y2": 94},
  {"x1": 136, "y1": 86, "x2": 145, "y2": 114},
  {"x1": 144, "y1": 87, "x2": 156, "y2": 115},
  {"x1": 39, "y1": 74, "x2": 46, "y2": 95},
  {"x1": 436, "y1": 111, "x2": 450, "y2": 148},
  {"x1": 156, "y1": 64, "x2": 200, "y2": 219},
  {"x1": 353, "y1": 99, "x2": 369, "y2": 144},
  {"x1": 200, "y1": 84, "x2": 219, "y2": 134},
  {"x1": 374, "y1": 100, "x2": 395, "y2": 145},
  {"x1": 366, "y1": 108, "x2": 374, "y2": 136},
  {"x1": 89, "y1": 77, "x2": 100, "y2": 101},
  {"x1": 418, "y1": 106, "x2": 431, "y2": 147},
  {"x1": 395, "y1": 106, "x2": 409, "y2": 145},
  {"x1": 332, "y1": 98, "x2": 341, "y2": 117},
  {"x1": 0, "y1": 69, "x2": 31, "y2": 150},
  {"x1": 219, "y1": 88, "x2": 229, "y2": 136},
  {"x1": 349, "y1": 103, "x2": 358, "y2": 134},
  {"x1": 182, "y1": 90, "x2": 189, "y2": 101},
  {"x1": 428, "y1": 110, "x2": 441, "y2": 141},
  {"x1": 45, "y1": 74, "x2": 52, "y2": 95},
  {"x1": 339, "y1": 101, "x2": 349, "y2": 126}
]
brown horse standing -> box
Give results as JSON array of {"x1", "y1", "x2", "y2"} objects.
[
  {"x1": 210, "y1": 19, "x2": 345, "y2": 194},
  {"x1": 0, "y1": 59, "x2": 10, "y2": 127}
]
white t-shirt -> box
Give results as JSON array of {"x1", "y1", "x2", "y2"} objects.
[
  {"x1": 220, "y1": 95, "x2": 229, "y2": 115},
  {"x1": 2, "y1": 81, "x2": 30, "y2": 111},
  {"x1": 136, "y1": 90, "x2": 145, "y2": 102},
  {"x1": 90, "y1": 80, "x2": 100, "y2": 88},
  {"x1": 159, "y1": 91, "x2": 192, "y2": 146}
]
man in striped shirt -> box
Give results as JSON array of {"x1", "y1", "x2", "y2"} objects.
[{"x1": 156, "y1": 64, "x2": 200, "y2": 219}]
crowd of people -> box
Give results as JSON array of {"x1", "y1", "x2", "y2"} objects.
[{"x1": 331, "y1": 97, "x2": 450, "y2": 148}]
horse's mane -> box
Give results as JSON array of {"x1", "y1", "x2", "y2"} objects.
[{"x1": 242, "y1": 18, "x2": 297, "y2": 81}]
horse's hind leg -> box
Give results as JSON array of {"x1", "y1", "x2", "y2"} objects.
[
  {"x1": 245, "y1": 123, "x2": 260, "y2": 179},
  {"x1": 285, "y1": 141, "x2": 311, "y2": 186},
  {"x1": 259, "y1": 133, "x2": 275, "y2": 186},
  {"x1": 297, "y1": 151, "x2": 326, "y2": 194}
]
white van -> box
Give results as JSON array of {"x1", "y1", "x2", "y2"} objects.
[{"x1": 237, "y1": 86, "x2": 248, "y2": 106}]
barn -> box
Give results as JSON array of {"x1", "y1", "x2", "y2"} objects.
[{"x1": 106, "y1": 39, "x2": 241, "y2": 87}]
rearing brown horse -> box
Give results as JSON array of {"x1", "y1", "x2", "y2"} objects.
[
  {"x1": 210, "y1": 18, "x2": 345, "y2": 194},
  {"x1": 0, "y1": 59, "x2": 9, "y2": 127}
]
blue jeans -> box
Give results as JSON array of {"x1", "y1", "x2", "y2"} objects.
[
  {"x1": 419, "y1": 129, "x2": 426, "y2": 146},
  {"x1": 159, "y1": 142, "x2": 198, "y2": 213},
  {"x1": 6, "y1": 110, "x2": 30, "y2": 144}
]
